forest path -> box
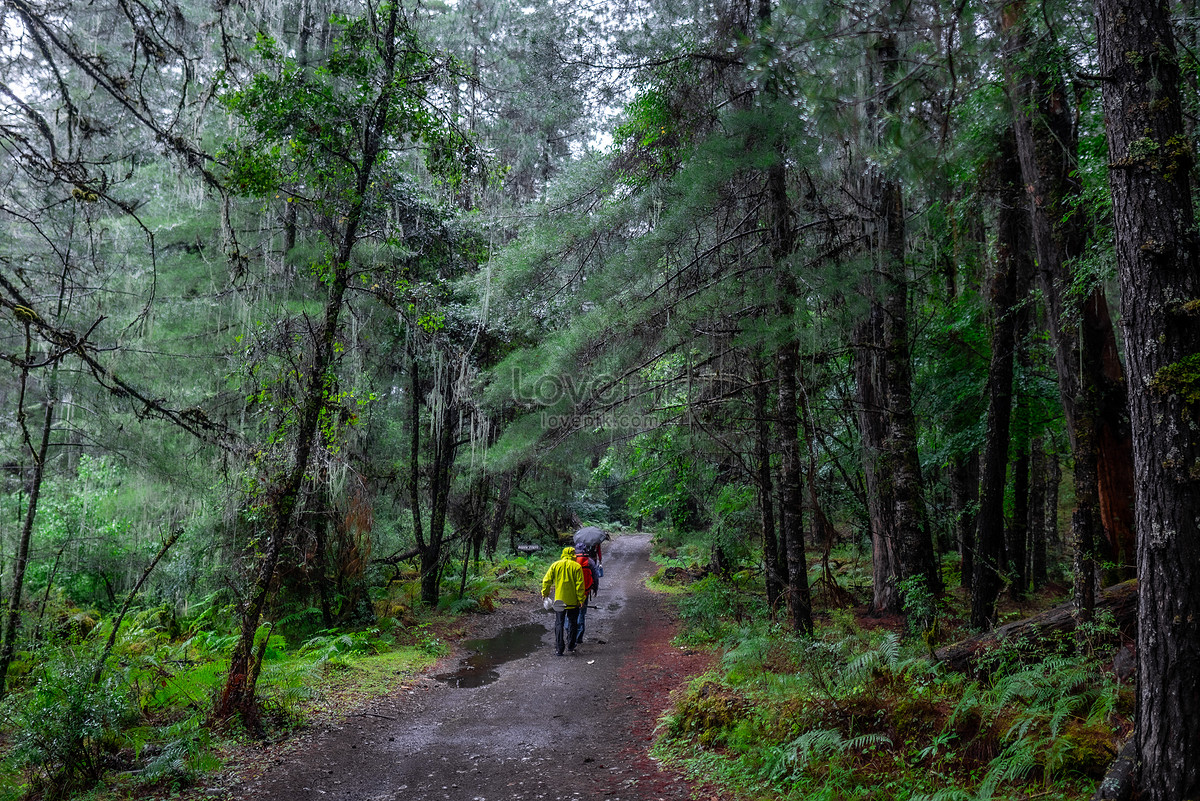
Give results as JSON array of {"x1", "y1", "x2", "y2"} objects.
[{"x1": 235, "y1": 533, "x2": 714, "y2": 801}]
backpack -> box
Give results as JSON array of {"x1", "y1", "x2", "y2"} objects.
[
  {"x1": 578, "y1": 543, "x2": 603, "y2": 575},
  {"x1": 575, "y1": 555, "x2": 597, "y2": 594}
]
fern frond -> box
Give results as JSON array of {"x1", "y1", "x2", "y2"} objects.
[
  {"x1": 878, "y1": 632, "x2": 901, "y2": 668},
  {"x1": 789, "y1": 727, "x2": 848, "y2": 768},
  {"x1": 910, "y1": 789, "x2": 973, "y2": 801},
  {"x1": 846, "y1": 732, "x2": 891, "y2": 751},
  {"x1": 977, "y1": 738, "x2": 1038, "y2": 799},
  {"x1": 1049, "y1": 693, "x2": 1082, "y2": 736},
  {"x1": 946, "y1": 680, "x2": 983, "y2": 728}
]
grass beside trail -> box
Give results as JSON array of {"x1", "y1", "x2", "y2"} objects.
[
  {"x1": 0, "y1": 551, "x2": 561, "y2": 801},
  {"x1": 645, "y1": 536, "x2": 1130, "y2": 801}
]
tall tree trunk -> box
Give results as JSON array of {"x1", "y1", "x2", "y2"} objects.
[
  {"x1": 776, "y1": 343, "x2": 812, "y2": 634},
  {"x1": 855, "y1": 301, "x2": 898, "y2": 611},
  {"x1": 217, "y1": 4, "x2": 404, "y2": 721},
  {"x1": 878, "y1": 169, "x2": 941, "y2": 601},
  {"x1": 1008, "y1": 443, "x2": 1030, "y2": 598},
  {"x1": 422, "y1": 378, "x2": 457, "y2": 607},
  {"x1": 972, "y1": 128, "x2": 1027, "y2": 629},
  {"x1": 753, "y1": 359, "x2": 784, "y2": 612},
  {"x1": 409, "y1": 352, "x2": 430, "y2": 588},
  {"x1": 1002, "y1": 0, "x2": 1132, "y2": 613},
  {"x1": 758, "y1": 0, "x2": 812, "y2": 634},
  {"x1": 486, "y1": 471, "x2": 514, "y2": 558},
  {"x1": 1096, "y1": 0, "x2": 1200, "y2": 795},
  {"x1": 219, "y1": 265, "x2": 350, "y2": 723},
  {"x1": 767, "y1": 162, "x2": 813, "y2": 634},
  {"x1": 951, "y1": 451, "x2": 979, "y2": 590},
  {"x1": 0, "y1": 373, "x2": 55, "y2": 700},
  {"x1": 856, "y1": 21, "x2": 941, "y2": 612},
  {"x1": 1009, "y1": 286, "x2": 1035, "y2": 599}
]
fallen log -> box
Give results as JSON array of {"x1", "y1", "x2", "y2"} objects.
[{"x1": 934, "y1": 579, "x2": 1138, "y2": 673}]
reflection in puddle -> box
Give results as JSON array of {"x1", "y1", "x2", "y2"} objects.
[
  {"x1": 606, "y1": 602, "x2": 622, "y2": 611},
  {"x1": 433, "y1": 622, "x2": 547, "y2": 688}
]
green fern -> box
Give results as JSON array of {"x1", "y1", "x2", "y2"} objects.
[
  {"x1": 944, "y1": 679, "x2": 984, "y2": 729},
  {"x1": 786, "y1": 728, "x2": 891, "y2": 773},
  {"x1": 977, "y1": 738, "x2": 1038, "y2": 799},
  {"x1": 842, "y1": 632, "x2": 901, "y2": 689},
  {"x1": 911, "y1": 789, "x2": 974, "y2": 801}
]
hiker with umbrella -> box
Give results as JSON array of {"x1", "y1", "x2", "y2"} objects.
[
  {"x1": 571, "y1": 527, "x2": 608, "y2": 641},
  {"x1": 573, "y1": 526, "x2": 607, "y2": 567}
]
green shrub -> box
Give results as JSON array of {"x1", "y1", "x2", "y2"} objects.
[
  {"x1": 126, "y1": 713, "x2": 218, "y2": 786},
  {"x1": 678, "y1": 575, "x2": 766, "y2": 645},
  {"x1": 1, "y1": 648, "x2": 133, "y2": 799}
]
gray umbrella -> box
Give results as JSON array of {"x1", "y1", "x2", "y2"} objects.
[{"x1": 573, "y1": 526, "x2": 606, "y2": 548}]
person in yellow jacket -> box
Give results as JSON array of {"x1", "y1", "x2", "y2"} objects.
[{"x1": 542, "y1": 546, "x2": 587, "y2": 655}]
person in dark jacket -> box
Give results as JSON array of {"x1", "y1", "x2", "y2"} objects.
[{"x1": 541, "y1": 547, "x2": 586, "y2": 655}]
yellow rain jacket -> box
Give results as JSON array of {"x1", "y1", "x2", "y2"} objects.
[{"x1": 541, "y1": 547, "x2": 587, "y2": 608}]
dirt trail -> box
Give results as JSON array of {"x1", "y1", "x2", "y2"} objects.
[{"x1": 234, "y1": 533, "x2": 713, "y2": 801}]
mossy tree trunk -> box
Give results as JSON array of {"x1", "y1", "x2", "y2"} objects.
[{"x1": 1096, "y1": 0, "x2": 1200, "y2": 794}]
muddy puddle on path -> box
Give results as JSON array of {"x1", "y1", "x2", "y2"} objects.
[{"x1": 433, "y1": 622, "x2": 548, "y2": 688}]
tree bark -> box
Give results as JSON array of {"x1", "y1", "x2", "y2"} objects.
[
  {"x1": 757, "y1": 0, "x2": 811, "y2": 635},
  {"x1": 776, "y1": 340, "x2": 812, "y2": 635},
  {"x1": 753, "y1": 359, "x2": 784, "y2": 612},
  {"x1": 421, "y1": 377, "x2": 457, "y2": 607},
  {"x1": 856, "y1": 23, "x2": 941, "y2": 613},
  {"x1": 486, "y1": 471, "x2": 514, "y2": 558},
  {"x1": 972, "y1": 128, "x2": 1026, "y2": 629},
  {"x1": 766, "y1": 160, "x2": 813, "y2": 633},
  {"x1": 0, "y1": 374, "x2": 55, "y2": 700},
  {"x1": 1096, "y1": 0, "x2": 1200, "y2": 795},
  {"x1": 950, "y1": 450, "x2": 979, "y2": 591},
  {"x1": 409, "y1": 351, "x2": 428, "y2": 584},
  {"x1": 1092, "y1": 739, "x2": 1137, "y2": 801},
  {"x1": 878, "y1": 168, "x2": 942, "y2": 602},
  {"x1": 855, "y1": 303, "x2": 899, "y2": 612}
]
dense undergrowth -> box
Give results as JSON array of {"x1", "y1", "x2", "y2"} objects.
[
  {"x1": 649, "y1": 539, "x2": 1132, "y2": 801},
  {"x1": 0, "y1": 551, "x2": 557, "y2": 801}
]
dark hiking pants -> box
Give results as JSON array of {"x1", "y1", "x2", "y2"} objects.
[{"x1": 554, "y1": 606, "x2": 580, "y2": 654}]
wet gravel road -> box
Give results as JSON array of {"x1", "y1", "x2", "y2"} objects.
[{"x1": 236, "y1": 533, "x2": 709, "y2": 801}]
